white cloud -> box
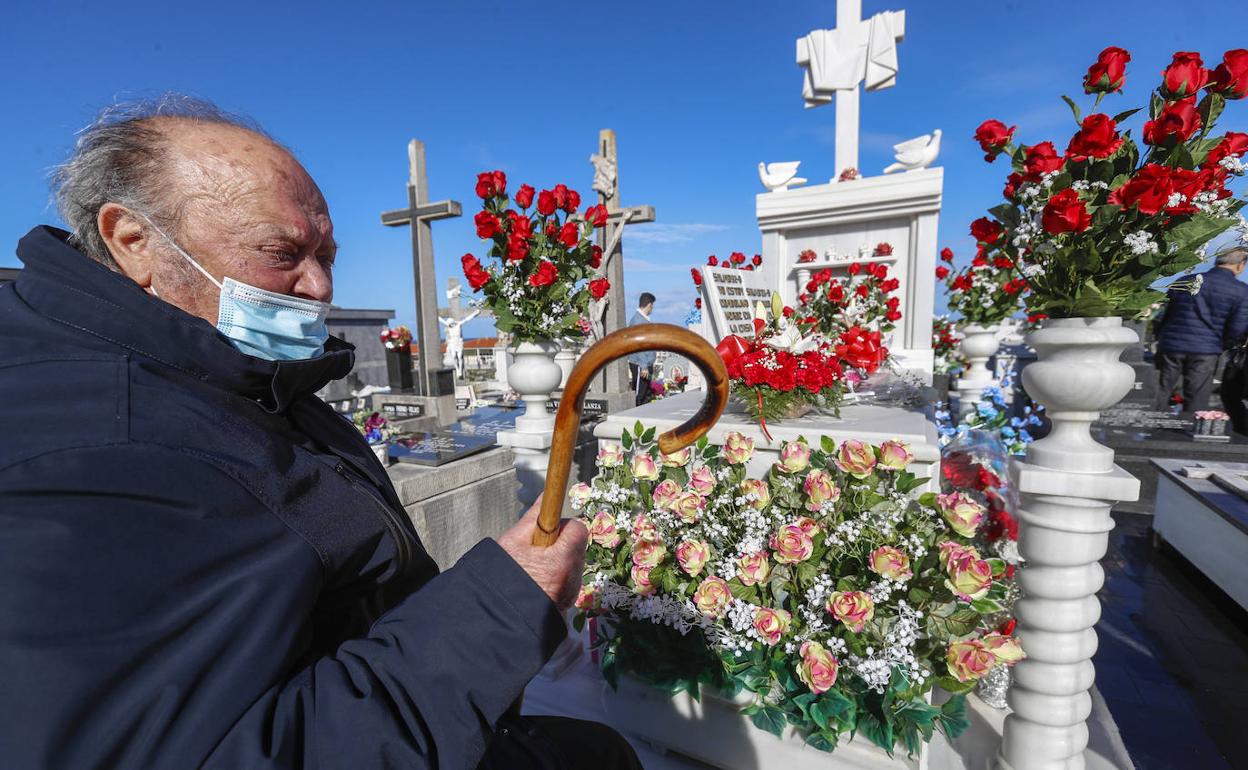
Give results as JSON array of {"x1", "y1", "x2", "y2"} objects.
[{"x1": 625, "y1": 222, "x2": 730, "y2": 244}]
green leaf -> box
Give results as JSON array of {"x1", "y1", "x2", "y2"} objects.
[
  {"x1": 971, "y1": 598, "x2": 1005, "y2": 614},
  {"x1": 805, "y1": 729, "x2": 839, "y2": 753},
  {"x1": 633, "y1": 420, "x2": 644, "y2": 437},
  {"x1": 1111, "y1": 107, "x2": 1142, "y2": 124},
  {"x1": 855, "y1": 710, "x2": 896, "y2": 754},
  {"x1": 918, "y1": 492, "x2": 937, "y2": 508},
  {"x1": 1061, "y1": 94, "x2": 1082, "y2": 125},
  {"x1": 1149, "y1": 91, "x2": 1164, "y2": 120},
  {"x1": 750, "y1": 704, "x2": 788, "y2": 738},
  {"x1": 1198, "y1": 92, "x2": 1226, "y2": 134},
  {"x1": 934, "y1": 675, "x2": 976, "y2": 695},
  {"x1": 1167, "y1": 213, "x2": 1235, "y2": 257},
  {"x1": 572, "y1": 613, "x2": 585, "y2": 633},
  {"x1": 821, "y1": 435, "x2": 836, "y2": 454},
  {"x1": 620, "y1": 431, "x2": 633, "y2": 450},
  {"x1": 938, "y1": 695, "x2": 972, "y2": 739}
]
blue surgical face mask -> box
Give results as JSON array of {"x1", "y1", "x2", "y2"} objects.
[{"x1": 144, "y1": 217, "x2": 331, "y2": 361}]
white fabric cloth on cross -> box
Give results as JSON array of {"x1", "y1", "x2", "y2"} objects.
[{"x1": 800, "y1": 10, "x2": 900, "y2": 108}]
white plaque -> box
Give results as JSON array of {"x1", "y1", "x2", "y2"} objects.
[{"x1": 699, "y1": 266, "x2": 773, "y2": 342}]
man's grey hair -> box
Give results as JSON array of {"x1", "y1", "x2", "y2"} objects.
[
  {"x1": 1215, "y1": 245, "x2": 1248, "y2": 267},
  {"x1": 50, "y1": 93, "x2": 269, "y2": 270}
]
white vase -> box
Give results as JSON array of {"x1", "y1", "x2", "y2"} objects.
[
  {"x1": 507, "y1": 339, "x2": 562, "y2": 432},
  {"x1": 555, "y1": 342, "x2": 578, "y2": 391},
  {"x1": 1000, "y1": 316, "x2": 1141, "y2": 770},
  {"x1": 956, "y1": 323, "x2": 1001, "y2": 395}
]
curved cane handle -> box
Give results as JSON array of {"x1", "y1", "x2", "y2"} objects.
[{"x1": 532, "y1": 324, "x2": 729, "y2": 546}]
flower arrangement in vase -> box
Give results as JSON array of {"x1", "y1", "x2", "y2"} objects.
[
  {"x1": 352, "y1": 410, "x2": 396, "y2": 463},
  {"x1": 798, "y1": 261, "x2": 902, "y2": 340},
  {"x1": 380, "y1": 325, "x2": 412, "y2": 352},
  {"x1": 939, "y1": 246, "x2": 1026, "y2": 328},
  {"x1": 461, "y1": 171, "x2": 609, "y2": 344},
  {"x1": 931, "y1": 316, "x2": 963, "y2": 376},
  {"x1": 381, "y1": 325, "x2": 414, "y2": 391},
  {"x1": 573, "y1": 425, "x2": 1023, "y2": 757}
]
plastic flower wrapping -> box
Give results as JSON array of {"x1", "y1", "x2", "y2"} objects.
[
  {"x1": 574, "y1": 423, "x2": 1024, "y2": 756},
  {"x1": 936, "y1": 374, "x2": 1044, "y2": 457}
]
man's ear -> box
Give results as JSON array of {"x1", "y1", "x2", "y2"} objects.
[{"x1": 97, "y1": 203, "x2": 160, "y2": 289}]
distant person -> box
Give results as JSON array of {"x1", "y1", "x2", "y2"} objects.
[
  {"x1": 627, "y1": 292, "x2": 656, "y2": 406},
  {"x1": 1154, "y1": 246, "x2": 1248, "y2": 416}
]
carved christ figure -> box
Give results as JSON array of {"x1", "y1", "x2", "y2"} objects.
[{"x1": 439, "y1": 307, "x2": 481, "y2": 376}]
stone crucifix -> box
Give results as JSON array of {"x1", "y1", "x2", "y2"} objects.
[
  {"x1": 587, "y1": 129, "x2": 655, "y2": 398},
  {"x1": 797, "y1": 0, "x2": 907, "y2": 177},
  {"x1": 380, "y1": 139, "x2": 462, "y2": 401}
]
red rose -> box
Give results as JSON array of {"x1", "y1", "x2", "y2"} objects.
[
  {"x1": 585, "y1": 204, "x2": 609, "y2": 227},
  {"x1": 782, "y1": 306, "x2": 794, "y2": 318},
  {"x1": 1205, "y1": 132, "x2": 1248, "y2": 168},
  {"x1": 506, "y1": 235, "x2": 529, "y2": 262},
  {"x1": 564, "y1": 189, "x2": 581, "y2": 213},
  {"x1": 827, "y1": 284, "x2": 845, "y2": 303},
  {"x1": 885, "y1": 310, "x2": 902, "y2": 322},
  {"x1": 475, "y1": 170, "x2": 506, "y2": 199},
  {"x1": 1041, "y1": 188, "x2": 1091, "y2": 234},
  {"x1": 873, "y1": 242, "x2": 893, "y2": 257},
  {"x1": 589, "y1": 245, "x2": 603, "y2": 269},
  {"x1": 970, "y1": 217, "x2": 1004, "y2": 245},
  {"x1": 940, "y1": 247, "x2": 954, "y2": 262},
  {"x1": 1065, "y1": 114, "x2": 1124, "y2": 161},
  {"x1": 528, "y1": 260, "x2": 558, "y2": 288},
  {"x1": 974, "y1": 119, "x2": 1016, "y2": 161},
  {"x1": 1210, "y1": 49, "x2": 1248, "y2": 99},
  {"x1": 886, "y1": 296, "x2": 900, "y2": 310},
  {"x1": 847, "y1": 262, "x2": 861, "y2": 275},
  {"x1": 537, "y1": 190, "x2": 557, "y2": 216},
  {"x1": 882, "y1": 278, "x2": 899, "y2": 292},
  {"x1": 730, "y1": 251, "x2": 746, "y2": 265},
  {"x1": 461, "y1": 253, "x2": 481, "y2": 273},
  {"x1": 855, "y1": 283, "x2": 869, "y2": 298},
  {"x1": 690, "y1": 268, "x2": 703, "y2": 286},
  {"x1": 461, "y1": 253, "x2": 491, "y2": 290},
  {"x1": 695, "y1": 298, "x2": 702, "y2": 309},
  {"x1": 972, "y1": 254, "x2": 987, "y2": 267},
  {"x1": 935, "y1": 265, "x2": 950, "y2": 279},
  {"x1": 474, "y1": 210, "x2": 500, "y2": 239},
  {"x1": 994, "y1": 257, "x2": 1013, "y2": 269},
  {"x1": 551, "y1": 184, "x2": 571, "y2": 210},
  {"x1": 1084, "y1": 46, "x2": 1131, "y2": 94},
  {"x1": 1108, "y1": 163, "x2": 1174, "y2": 215},
  {"x1": 1003, "y1": 171, "x2": 1024, "y2": 200},
  {"x1": 1143, "y1": 97, "x2": 1201, "y2": 145},
  {"x1": 873, "y1": 263, "x2": 889, "y2": 278},
  {"x1": 557, "y1": 222, "x2": 580, "y2": 249},
  {"x1": 588, "y1": 277, "x2": 610, "y2": 299},
  {"x1": 1023, "y1": 142, "x2": 1063, "y2": 180},
  {"x1": 1165, "y1": 168, "x2": 1205, "y2": 215},
  {"x1": 514, "y1": 184, "x2": 535, "y2": 209},
  {"x1": 707, "y1": 255, "x2": 718, "y2": 266},
  {"x1": 752, "y1": 254, "x2": 762, "y2": 266},
  {"x1": 1160, "y1": 52, "x2": 1209, "y2": 100}
]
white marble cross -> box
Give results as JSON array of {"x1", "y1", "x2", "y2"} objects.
[{"x1": 797, "y1": 0, "x2": 906, "y2": 177}]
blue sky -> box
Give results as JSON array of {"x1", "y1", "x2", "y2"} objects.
[{"x1": 2, "y1": 0, "x2": 1244, "y2": 339}]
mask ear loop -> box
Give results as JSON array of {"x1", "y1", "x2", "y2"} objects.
[{"x1": 139, "y1": 214, "x2": 223, "y2": 290}]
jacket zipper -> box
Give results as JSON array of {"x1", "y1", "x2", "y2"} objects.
[{"x1": 333, "y1": 461, "x2": 413, "y2": 577}]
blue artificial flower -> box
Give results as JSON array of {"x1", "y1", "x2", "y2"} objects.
[
  {"x1": 977, "y1": 402, "x2": 999, "y2": 419},
  {"x1": 685, "y1": 308, "x2": 703, "y2": 325},
  {"x1": 1019, "y1": 429, "x2": 1034, "y2": 443},
  {"x1": 1001, "y1": 426, "x2": 1017, "y2": 438}
]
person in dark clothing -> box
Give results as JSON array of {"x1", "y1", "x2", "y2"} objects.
[
  {"x1": 1217, "y1": 246, "x2": 1248, "y2": 432},
  {"x1": 0, "y1": 96, "x2": 640, "y2": 770},
  {"x1": 627, "y1": 292, "x2": 657, "y2": 406},
  {"x1": 1154, "y1": 246, "x2": 1248, "y2": 414}
]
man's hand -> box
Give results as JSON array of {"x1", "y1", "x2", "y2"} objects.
[{"x1": 496, "y1": 495, "x2": 588, "y2": 613}]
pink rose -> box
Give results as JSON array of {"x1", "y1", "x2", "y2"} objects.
[
  {"x1": 631, "y1": 565, "x2": 656, "y2": 596},
  {"x1": 877, "y1": 440, "x2": 912, "y2": 471},
  {"x1": 770, "y1": 523, "x2": 814, "y2": 564},
  {"x1": 797, "y1": 641, "x2": 840, "y2": 694},
  {"x1": 946, "y1": 556, "x2": 993, "y2": 602},
  {"x1": 736, "y1": 551, "x2": 771, "y2": 585},
  {"x1": 803, "y1": 469, "x2": 840, "y2": 511},
  {"x1": 938, "y1": 541, "x2": 981, "y2": 571},
  {"x1": 794, "y1": 516, "x2": 821, "y2": 537},
  {"x1": 869, "y1": 545, "x2": 913, "y2": 581},
  {"x1": 937, "y1": 492, "x2": 986, "y2": 537},
  {"x1": 673, "y1": 491, "x2": 704, "y2": 524},
  {"x1": 835, "y1": 439, "x2": 877, "y2": 477},
  {"x1": 631, "y1": 453, "x2": 659, "y2": 481},
  {"x1": 826, "y1": 590, "x2": 875, "y2": 633},
  {"x1": 740, "y1": 478, "x2": 771, "y2": 510},
  {"x1": 693, "y1": 576, "x2": 732, "y2": 618},
  {"x1": 597, "y1": 443, "x2": 624, "y2": 468},
  {"x1": 723, "y1": 431, "x2": 755, "y2": 465},
  {"x1": 631, "y1": 513, "x2": 660, "y2": 543},
  {"x1": 676, "y1": 539, "x2": 711, "y2": 576},
  {"x1": 752, "y1": 607, "x2": 792, "y2": 646},
  {"x1": 777, "y1": 440, "x2": 812, "y2": 473},
  {"x1": 661, "y1": 447, "x2": 692, "y2": 467},
  {"x1": 568, "y1": 482, "x2": 592, "y2": 509},
  {"x1": 632, "y1": 538, "x2": 667, "y2": 568},
  {"x1": 981, "y1": 632, "x2": 1025, "y2": 664},
  {"x1": 689, "y1": 466, "x2": 716, "y2": 496},
  {"x1": 574, "y1": 584, "x2": 599, "y2": 611},
  {"x1": 652, "y1": 479, "x2": 681, "y2": 509},
  {"x1": 588, "y1": 511, "x2": 620, "y2": 548},
  {"x1": 946, "y1": 640, "x2": 995, "y2": 682}
]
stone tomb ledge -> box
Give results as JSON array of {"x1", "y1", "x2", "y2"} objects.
[
  {"x1": 386, "y1": 446, "x2": 519, "y2": 570},
  {"x1": 597, "y1": 390, "x2": 940, "y2": 487},
  {"x1": 1152, "y1": 458, "x2": 1248, "y2": 612}
]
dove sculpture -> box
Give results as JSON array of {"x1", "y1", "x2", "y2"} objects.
[
  {"x1": 758, "y1": 161, "x2": 808, "y2": 191},
  {"x1": 883, "y1": 129, "x2": 941, "y2": 174}
]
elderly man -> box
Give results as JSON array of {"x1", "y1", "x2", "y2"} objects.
[{"x1": 0, "y1": 97, "x2": 640, "y2": 769}]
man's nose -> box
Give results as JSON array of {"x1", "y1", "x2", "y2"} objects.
[{"x1": 292, "y1": 256, "x2": 333, "y2": 303}]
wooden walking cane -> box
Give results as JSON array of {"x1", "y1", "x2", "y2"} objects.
[{"x1": 531, "y1": 323, "x2": 730, "y2": 547}]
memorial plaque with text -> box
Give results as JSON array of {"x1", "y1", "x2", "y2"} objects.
[
  {"x1": 700, "y1": 266, "x2": 774, "y2": 341},
  {"x1": 389, "y1": 430, "x2": 495, "y2": 466}
]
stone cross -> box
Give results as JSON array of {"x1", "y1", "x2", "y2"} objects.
[
  {"x1": 797, "y1": 0, "x2": 906, "y2": 176},
  {"x1": 381, "y1": 139, "x2": 462, "y2": 400},
  {"x1": 587, "y1": 129, "x2": 655, "y2": 398}
]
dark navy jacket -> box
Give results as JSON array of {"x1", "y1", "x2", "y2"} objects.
[
  {"x1": 1156, "y1": 265, "x2": 1248, "y2": 355},
  {"x1": 0, "y1": 227, "x2": 565, "y2": 769}
]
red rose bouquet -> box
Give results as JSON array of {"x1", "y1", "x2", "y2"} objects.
[
  {"x1": 797, "y1": 261, "x2": 902, "y2": 339},
  {"x1": 970, "y1": 47, "x2": 1247, "y2": 318},
  {"x1": 940, "y1": 247, "x2": 1025, "y2": 326},
  {"x1": 462, "y1": 171, "x2": 608, "y2": 342},
  {"x1": 932, "y1": 316, "x2": 963, "y2": 375},
  {"x1": 379, "y1": 325, "x2": 412, "y2": 352}
]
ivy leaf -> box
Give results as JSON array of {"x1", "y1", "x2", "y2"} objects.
[
  {"x1": 855, "y1": 710, "x2": 896, "y2": 754},
  {"x1": 938, "y1": 694, "x2": 972, "y2": 739},
  {"x1": 750, "y1": 704, "x2": 788, "y2": 738},
  {"x1": 805, "y1": 729, "x2": 839, "y2": 753}
]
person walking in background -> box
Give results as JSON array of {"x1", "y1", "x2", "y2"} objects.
[
  {"x1": 1154, "y1": 245, "x2": 1248, "y2": 416},
  {"x1": 627, "y1": 292, "x2": 656, "y2": 406}
]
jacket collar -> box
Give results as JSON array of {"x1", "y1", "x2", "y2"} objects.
[{"x1": 15, "y1": 226, "x2": 354, "y2": 413}]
